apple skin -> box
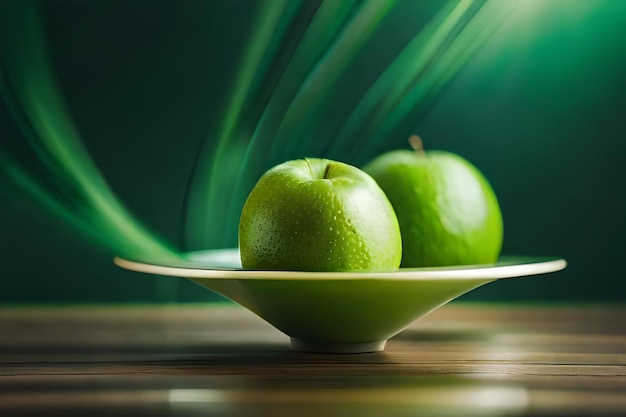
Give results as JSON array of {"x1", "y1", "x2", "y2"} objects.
[
  {"x1": 363, "y1": 149, "x2": 503, "y2": 268},
  {"x1": 239, "y1": 158, "x2": 402, "y2": 272}
]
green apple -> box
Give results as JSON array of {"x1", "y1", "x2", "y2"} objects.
[
  {"x1": 239, "y1": 158, "x2": 402, "y2": 272},
  {"x1": 363, "y1": 136, "x2": 503, "y2": 267}
]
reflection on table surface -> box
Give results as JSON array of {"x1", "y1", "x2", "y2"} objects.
[{"x1": 0, "y1": 304, "x2": 624, "y2": 416}]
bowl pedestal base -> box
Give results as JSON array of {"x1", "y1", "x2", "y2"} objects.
[{"x1": 290, "y1": 338, "x2": 386, "y2": 354}]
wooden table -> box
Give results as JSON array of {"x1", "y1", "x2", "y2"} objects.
[{"x1": 0, "y1": 303, "x2": 624, "y2": 416}]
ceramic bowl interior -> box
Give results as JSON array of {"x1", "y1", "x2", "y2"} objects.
[{"x1": 115, "y1": 249, "x2": 566, "y2": 353}]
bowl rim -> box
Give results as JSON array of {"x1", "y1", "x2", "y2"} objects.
[{"x1": 114, "y1": 248, "x2": 566, "y2": 281}]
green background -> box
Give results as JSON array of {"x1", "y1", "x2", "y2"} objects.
[{"x1": 1, "y1": 0, "x2": 625, "y2": 303}]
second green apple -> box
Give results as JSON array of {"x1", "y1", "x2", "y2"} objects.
[{"x1": 363, "y1": 138, "x2": 503, "y2": 267}]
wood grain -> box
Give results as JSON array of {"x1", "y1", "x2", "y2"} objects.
[{"x1": 0, "y1": 303, "x2": 624, "y2": 416}]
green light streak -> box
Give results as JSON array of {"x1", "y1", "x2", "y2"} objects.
[
  {"x1": 270, "y1": 0, "x2": 395, "y2": 163},
  {"x1": 205, "y1": 0, "x2": 293, "y2": 196},
  {"x1": 223, "y1": 0, "x2": 361, "y2": 245},
  {"x1": 1, "y1": 0, "x2": 515, "y2": 263},
  {"x1": 185, "y1": 0, "x2": 515, "y2": 249},
  {"x1": 191, "y1": 0, "x2": 398, "y2": 248},
  {"x1": 356, "y1": 0, "x2": 517, "y2": 159},
  {"x1": 185, "y1": 0, "x2": 300, "y2": 250},
  {"x1": 222, "y1": 0, "x2": 396, "y2": 244},
  {"x1": 0, "y1": 0, "x2": 180, "y2": 262},
  {"x1": 330, "y1": 0, "x2": 481, "y2": 158}
]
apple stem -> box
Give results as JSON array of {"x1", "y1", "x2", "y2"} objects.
[
  {"x1": 409, "y1": 134, "x2": 424, "y2": 154},
  {"x1": 324, "y1": 163, "x2": 332, "y2": 179}
]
